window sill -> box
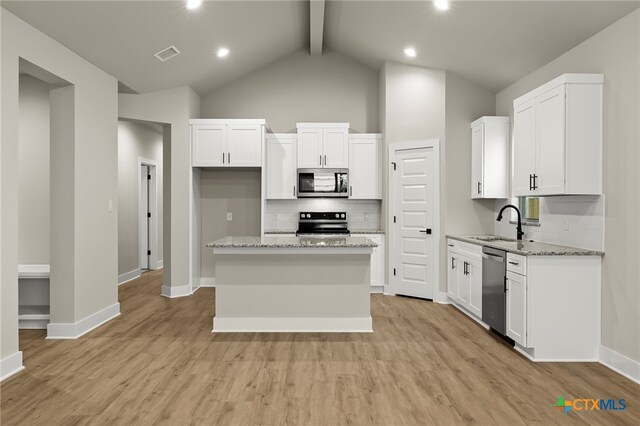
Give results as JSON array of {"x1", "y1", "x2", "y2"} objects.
[{"x1": 510, "y1": 220, "x2": 540, "y2": 227}]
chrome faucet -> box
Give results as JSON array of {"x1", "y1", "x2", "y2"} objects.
[{"x1": 497, "y1": 204, "x2": 525, "y2": 241}]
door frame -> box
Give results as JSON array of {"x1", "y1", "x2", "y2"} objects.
[
  {"x1": 138, "y1": 157, "x2": 158, "y2": 271},
  {"x1": 387, "y1": 139, "x2": 441, "y2": 299}
]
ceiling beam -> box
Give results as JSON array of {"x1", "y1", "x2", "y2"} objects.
[{"x1": 309, "y1": 0, "x2": 326, "y2": 55}]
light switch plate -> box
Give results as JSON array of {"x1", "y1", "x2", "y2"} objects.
[{"x1": 227, "y1": 212, "x2": 232, "y2": 221}]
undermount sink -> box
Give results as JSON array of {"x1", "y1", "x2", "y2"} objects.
[{"x1": 471, "y1": 236, "x2": 517, "y2": 242}]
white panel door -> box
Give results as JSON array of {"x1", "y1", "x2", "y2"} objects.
[
  {"x1": 139, "y1": 165, "x2": 149, "y2": 270},
  {"x1": 297, "y1": 128, "x2": 323, "y2": 168},
  {"x1": 471, "y1": 124, "x2": 484, "y2": 198},
  {"x1": 513, "y1": 100, "x2": 536, "y2": 196},
  {"x1": 192, "y1": 124, "x2": 227, "y2": 167},
  {"x1": 323, "y1": 128, "x2": 349, "y2": 168},
  {"x1": 348, "y1": 137, "x2": 381, "y2": 199},
  {"x1": 266, "y1": 135, "x2": 297, "y2": 199},
  {"x1": 535, "y1": 85, "x2": 566, "y2": 195},
  {"x1": 506, "y1": 271, "x2": 527, "y2": 347},
  {"x1": 227, "y1": 124, "x2": 262, "y2": 167},
  {"x1": 393, "y1": 148, "x2": 435, "y2": 299},
  {"x1": 467, "y1": 257, "x2": 482, "y2": 318}
]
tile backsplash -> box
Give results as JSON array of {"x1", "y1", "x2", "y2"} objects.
[
  {"x1": 494, "y1": 196, "x2": 604, "y2": 251},
  {"x1": 266, "y1": 199, "x2": 382, "y2": 231}
]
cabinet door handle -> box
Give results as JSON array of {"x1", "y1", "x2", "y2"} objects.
[
  {"x1": 293, "y1": 185, "x2": 296, "y2": 197},
  {"x1": 222, "y1": 152, "x2": 225, "y2": 164},
  {"x1": 320, "y1": 155, "x2": 322, "y2": 166},
  {"x1": 463, "y1": 261, "x2": 468, "y2": 275},
  {"x1": 529, "y1": 174, "x2": 533, "y2": 190},
  {"x1": 504, "y1": 276, "x2": 508, "y2": 292},
  {"x1": 228, "y1": 152, "x2": 230, "y2": 164},
  {"x1": 349, "y1": 186, "x2": 353, "y2": 196},
  {"x1": 451, "y1": 257, "x2": 455, "y2": 269},
  {"x1": 533, "y1": 174, "x2": 538, "y2": 190},
  {"x1": 477, "y1": 182, "x2": 481, "y2": 194},
  {"x1": 324, "y1": 154, "x2": 327, "y2": 166}
]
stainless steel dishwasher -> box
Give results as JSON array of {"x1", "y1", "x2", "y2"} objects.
[{"x1": 482, "y1": 247, "x2": 507, "y2": 336}]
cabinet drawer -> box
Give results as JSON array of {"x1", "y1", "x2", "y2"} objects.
[
  {"x1": 446, "y1": 239, "x2": 458, "y2": 252},
  {"x1": 507, "y1": 253, "x2": 527, "y2": 275}
]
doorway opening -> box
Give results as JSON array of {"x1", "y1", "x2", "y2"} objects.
[{"x1": 117, "y1": 120, "x2": 165, "y2": 285}]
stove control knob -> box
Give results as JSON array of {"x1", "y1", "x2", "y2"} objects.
[
  {"x1": 335, "y1": 213, "x2": 340, "y2": 218},
  {"x1": 300, "y1": 213, "x2": 305, "y2": 219},
  {"x1": 306, "y1": 214, "x2": 311, "y2": 218},
  {"x1": 341, "y1": 214, "x2": 346, "y2": 219}
]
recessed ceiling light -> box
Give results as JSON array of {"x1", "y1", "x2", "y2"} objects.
[
  {"x1": 434, "y1": 0, "x2": 450, "y2": 11},
  {"x1": 186, "y1": 0, "x2": 203, "y2": 10},
  {"x1": 217, "y1": 47, "x2": 230, "y2": 58},
  {"x1": 404, "y1": 47, "x2": 417, "y2": 58}
]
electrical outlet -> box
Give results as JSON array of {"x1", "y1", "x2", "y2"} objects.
[{"x1": 227, "y1": 212, "x2": 233, "y2": 221}]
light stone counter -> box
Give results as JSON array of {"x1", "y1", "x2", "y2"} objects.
[
  {"x1": 208, "y1": 235, "x2": 377, "y2": 249},
  {"x1": 446, "y1": 235, "x2": 603, "y2": 256}
]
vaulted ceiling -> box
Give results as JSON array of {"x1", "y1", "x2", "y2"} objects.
[{"x1": 2, "y1": 1, "x2": 638, "y2": 95}]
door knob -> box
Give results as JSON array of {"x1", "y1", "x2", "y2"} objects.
[{"x1": 419, "y1": 229, "x2": 432, "y2": 234}]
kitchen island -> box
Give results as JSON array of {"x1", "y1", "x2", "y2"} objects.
[{"x1": 207, "y1": 236, "x2": 377, "y2": 333}]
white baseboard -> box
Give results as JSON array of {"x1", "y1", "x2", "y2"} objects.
[
  {"x1": 449, "y1": 301, "x2": 490, "y2": 330},
  {"x1": 118, "y1": 268, "x2": 141, "y2": 285},
  {"x1": 0, "y1": 352, "x2": 24, "y2": 382},
  {"x1": 213, "y1": 316, "x2": 373, "y2": 333},
  {"x1": 19, "y1": 315, "x2": 50, "y2": 329},
  {"x1": 599, "y1": 345, "x2": 640, "y2": 384},
  {"x1": 156, "y1": 259, "x2": 163, "y2": 268},
  {"x1": 433, "y1": 291, "x2": 451, "y2": 304},
  {"x1": 200, "y1": 277, "x2": 216, "y2": 287},
  {"x1": 383, "y1": 284, "x2": 395, "y2": 296},
  {"x1": 370, "y1": 285, "x2": 384, "y2": 293},
  {"x1": 161, "y1": 284, "x2": 192, "y2": 298},
  {"x1": 47, "y1": 303, "x2": 120, "y2": 339}
]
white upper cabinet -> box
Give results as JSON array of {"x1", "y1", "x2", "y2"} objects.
[
  {"x1": 192, "y1": 124, "x2": 227, "y2": 167},
  {"x1": 470, "y1": 117, "x2": 509, "y2": 199},
  {"x1": 512, "y1": 74, "x2": 603, "y2": 197},
  {"x1": 191, "y1": 119, "x2": 265, "y2": 167},
  {"x1": 296, "y1": 123, "x2": 349, "y2": 168},
  {"x1": 266, "y1": 134, "x2": 297, "y2": 199},
  {"x1": 348, "y1": 134, "x2": 382, "y2": 199}
]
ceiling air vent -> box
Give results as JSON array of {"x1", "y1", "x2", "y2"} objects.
[{"x1": 154, "y1": 45, "x2": 181, "y2": 62}]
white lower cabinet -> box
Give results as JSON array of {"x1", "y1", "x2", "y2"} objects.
[
  {"x1": 446, "y1": 239, "x2": 482, "y2": 318},
  {"x1": 362, "y1": 234, "x2": 385, "y2": 291},
  {"x1": 506, "y1": 270, "x2": 527, "y2": 347}
]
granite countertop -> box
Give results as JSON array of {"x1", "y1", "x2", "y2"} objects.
[
  {"x1": 207, "y1": 236, "x2": 378, "y2": 248},
  {"x1": 264, "y1": 230, "x2": 297, "y2": 234},
  {"x1": 446, "y1": 235, "x2": 604, "y2": 256},
  {"x1": 264, "y1": 229, "x2": 385, "y2": 235},
  {"x1": 349, "y1": 230, "x2": 385, "y2": 234}
]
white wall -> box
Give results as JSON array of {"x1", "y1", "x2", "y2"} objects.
[
  {"x1": 117, "y1": 120, "x2": 163, "y2": 276},
  {"x1": 118, "y1": 86, "x2": 201, "y2": 297},
  {"x1": 18, "y1": 74, "x2": 50, "y2": 264},
  {"x1": 201, "y1": 49, "x2": 379, "y2": 133},
  {"x1": 2, "y1": 9, "x2": 118, "y2": 369},
  {"x1": 495, "y1": 10, "x2": 640, "y2": 363},
  {"x1": 200, "y1": 170, "x2": 261, "y2": 280}
]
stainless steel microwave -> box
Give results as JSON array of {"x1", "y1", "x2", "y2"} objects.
[{"x1": 297, "y1": 169, "x2": 349, "y2": 198}]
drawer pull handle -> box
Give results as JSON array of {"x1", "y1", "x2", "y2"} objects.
[
  {"x1": 509, "y1": 261, "x2": 519, "y2": 266},
  {"x1": 447, "y1": 244, "x2": 454, "y2": 247}
]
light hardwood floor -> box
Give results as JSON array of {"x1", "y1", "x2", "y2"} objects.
[{"x1": 1, "y1": 269, "x2": 638, "y2": 425}]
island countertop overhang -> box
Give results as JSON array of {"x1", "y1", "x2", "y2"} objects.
[{"x1": 208, "y1": 236, "x2": 377, "y2": 254}]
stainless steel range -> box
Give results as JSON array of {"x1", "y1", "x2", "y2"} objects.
[{"x1": 296, "y1": 212, "x2": 350, "y2": 236}]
